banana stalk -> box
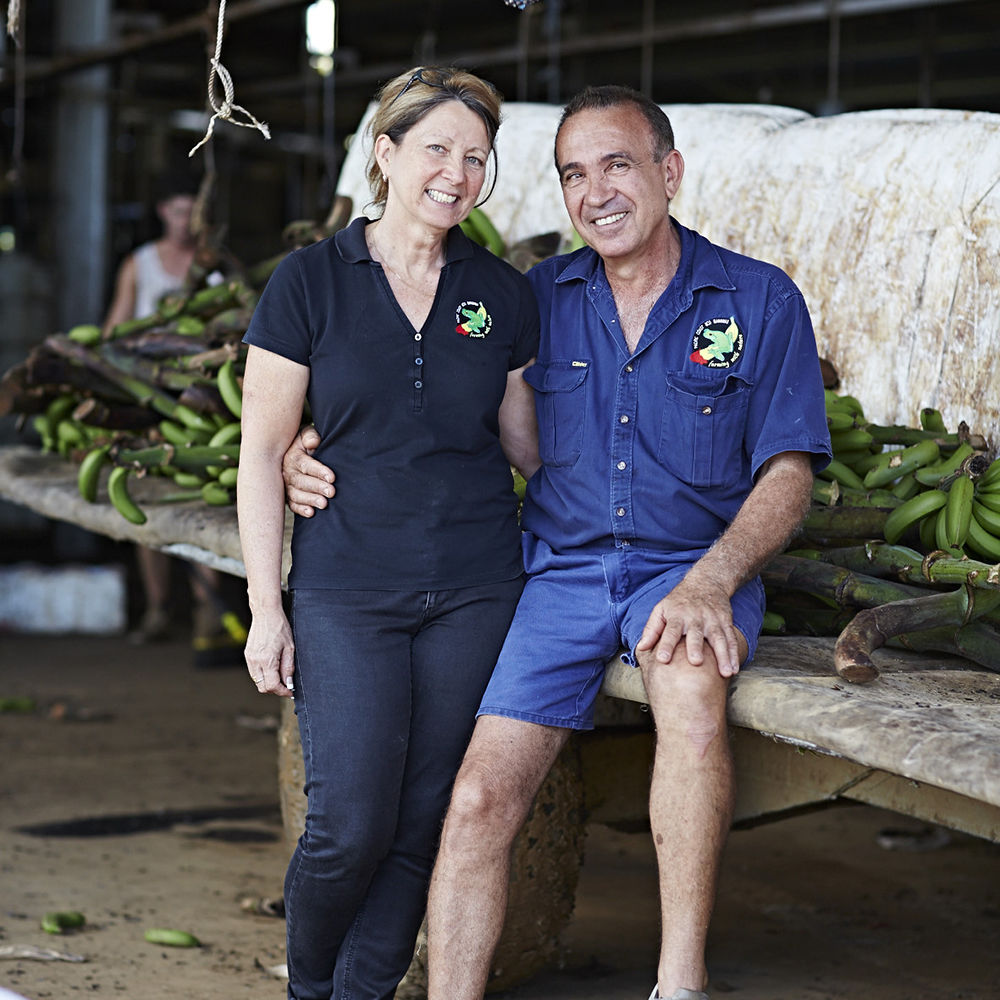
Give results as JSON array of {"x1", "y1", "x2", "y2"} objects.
[
  {"x1": 890, "y1": 620, "x2": 1000, "y2": 672},
  {"x1": 834, "y1": 584, "x2": 1000, "y2": 682},
  {"x1": 795, "y1": 505, "x2": 894, "y2": 547},
  {"x1": 865, "y1": 423, "x2": 988, "y2": 451},
  {"x1": 762, "y1": 554, "x2": 929, "y2": 608}
]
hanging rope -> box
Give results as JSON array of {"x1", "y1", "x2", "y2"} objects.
[
  {"x1": 5, "y1": 0, "x2": 25, "y2": 185},
  {"x1": 189, "y1": 0, "x2": 270, "y2": 157},
  {"x1": 6, "y1": 0, "x2": 21, "y2": 41}
]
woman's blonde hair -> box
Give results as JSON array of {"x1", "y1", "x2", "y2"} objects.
[{"x1": 365, "y1": 66, "x2": 502, "y2": 213}]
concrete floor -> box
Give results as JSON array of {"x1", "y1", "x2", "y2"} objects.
[{"x1": 1, "y1": 631, "x2": 999, "y2": 1000}]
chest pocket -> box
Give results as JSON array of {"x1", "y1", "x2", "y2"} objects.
[
  {"x1": 523, "y1": 360, "x2": 590, "y2": 468},
  {"x1": 657, "y1": 371, "x2": 752, "y2": 489}
]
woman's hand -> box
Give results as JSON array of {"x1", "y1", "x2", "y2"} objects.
[{"x1": 244, "y1": 609, "x2": 296, "y2": 698}]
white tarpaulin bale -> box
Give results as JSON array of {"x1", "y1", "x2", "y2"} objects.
[
  {"x1": 336, "y1": 101, "x2": 805, "y2": 246},
  {"x1": 337, "y1": 102, "x2": 1000, "y2": 446}
]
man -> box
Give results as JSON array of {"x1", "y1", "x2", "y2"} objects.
[{"x1": 284, "y1": 86, "x2": 831, "y2": 1000}]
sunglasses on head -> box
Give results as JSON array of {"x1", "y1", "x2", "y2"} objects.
[{"x1": 389, "y1": 68, "x2": 450, "y2": 108}]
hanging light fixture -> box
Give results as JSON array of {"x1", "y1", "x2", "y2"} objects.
[{"x1": 306, "y1": 0, "x2": 337, "y2": 76}]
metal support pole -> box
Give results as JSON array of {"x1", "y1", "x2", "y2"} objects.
[{"x1": 53, "y1": 0, "x2": 111, "y2": 329}]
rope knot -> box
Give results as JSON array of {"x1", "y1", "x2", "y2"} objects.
[{"x1": 189, "y1": 0, "x2": 271, "y2": 157}]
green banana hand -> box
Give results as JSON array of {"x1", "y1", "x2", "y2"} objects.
[{"x1": 882, "y1": 488, "x2": 947, "y2": 545}]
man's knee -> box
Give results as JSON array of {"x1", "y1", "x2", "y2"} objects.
[
  {"x1": 440, "y1": 718, "x2": 566, "y2": 854},
  {"x1": 442, "y1": 758, "x2": 532, "y2": 851},
  {"x1": 640, "y1": 654, "x2": 730, "y2": 755}
]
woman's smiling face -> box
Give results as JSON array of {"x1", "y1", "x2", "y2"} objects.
[{"x1": 377, "y1": 101, "x2": 490, "y2": 232}]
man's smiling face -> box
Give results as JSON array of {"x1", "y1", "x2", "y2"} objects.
[{"x1": 555, "y1": 104, "x2": 682, "y2": 266}]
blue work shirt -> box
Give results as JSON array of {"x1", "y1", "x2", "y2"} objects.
[{"x1": 520, "y1": 220, "x2": 831, "y2": 556}]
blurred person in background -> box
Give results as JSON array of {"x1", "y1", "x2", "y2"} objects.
[{"x1": 104, "y1": 175, "x2": 243, "y2": 665}]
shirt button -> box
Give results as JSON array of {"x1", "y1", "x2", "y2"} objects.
[
  {"x1": 415, "y1": 357, "x2": 423, "y2": 365},
  {"x1": 414, "y1": 380, "x2": 422, "y2": 389},
  {"x1": 616, "y1": 507, "x2": 626, "y2": 517},
  {"x1": 619, "y1": 415, "x2": 629, "y2": 424},
  {"x1": 617, "y1": 461, "x2": 626, "y2": 470},
  {"x1": 624, "y1": 364, "x2": 633, "y2": 373},
  {"x1": 702, "y1": 405, "x2": 713, "y2": 415},
  {"x1": 414, "y1": 334, "x2": 422, "y2": 341}
]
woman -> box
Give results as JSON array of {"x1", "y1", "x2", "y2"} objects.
[
  {"x1": 238, "y1": 67, "x2": 539, "y2": 1000},
  {"x1": 104, "y1": 177, "x2": 236, "y2": 658}
]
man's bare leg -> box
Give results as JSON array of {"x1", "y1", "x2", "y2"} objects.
[
  {"x1": 427, "y1": 715, "x2": 570, "y2": 1000},
  {"x1": 639, "y1": 637, "x2": 745, "y2": 997}
]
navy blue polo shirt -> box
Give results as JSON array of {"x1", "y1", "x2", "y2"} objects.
[
  {"x1": 520, "y1": 220, "x2": 831, "y2": 556},
  {"x1": 244, "y1": 216, "x2": 540, "y2": 590}
]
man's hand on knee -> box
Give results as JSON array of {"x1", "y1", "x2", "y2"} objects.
[
  {"x1": 635, "y1": 577, "x2": 741, "y2": 678},
  {"x1": 282, "y1": 425, "x2": 335, "y2": 518}
]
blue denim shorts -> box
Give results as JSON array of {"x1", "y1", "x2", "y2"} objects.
[{"x1": 477, "y1": 534, "x2": 765, "y2": 731}]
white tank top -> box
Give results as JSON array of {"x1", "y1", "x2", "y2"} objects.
[{"x1": 133, "y1": 242, "x2": 185, "y2": 318}]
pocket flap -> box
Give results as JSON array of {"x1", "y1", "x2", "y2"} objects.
[{"x1": 524, "y1": 360, "x2": 591, "y2": 393}]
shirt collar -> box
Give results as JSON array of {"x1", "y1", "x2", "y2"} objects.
[
  {"x1": 335, "y1": 215, "x2": 476, "y2": 265},
  {"x1": 551, "y1": 219, "x2": 737, "y2": 294}
]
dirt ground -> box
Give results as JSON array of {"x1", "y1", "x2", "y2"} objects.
[{"x1": 1, "y1": 631, "x2": 999, "y2": 1000}]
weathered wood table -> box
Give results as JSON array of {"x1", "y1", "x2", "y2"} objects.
[{"x1": 3, "y1": 444, "x2": 998, "y2": 843}]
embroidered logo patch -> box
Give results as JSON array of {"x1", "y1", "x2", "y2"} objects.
[
  {"x1": 456, "y1": 301, "x2": 492, "y2": 338},
  {"x1": 690, "y1": 316, "x2": 743, "y2": 368}
]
